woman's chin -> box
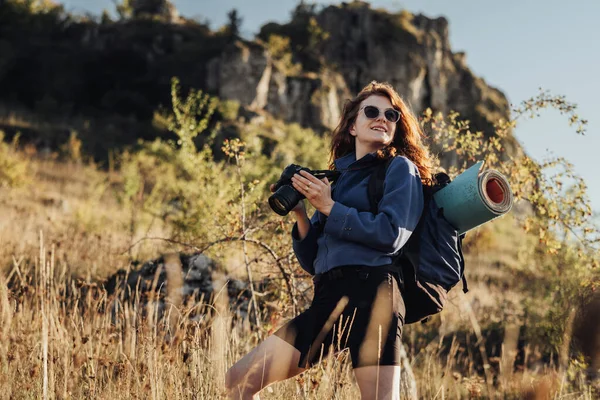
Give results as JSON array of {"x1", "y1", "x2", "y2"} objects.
[{"x1": 375, "y1": 138, "x2": 393, "y2": 147}]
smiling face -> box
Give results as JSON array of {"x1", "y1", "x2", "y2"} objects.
[{"x1": 349, "y1": 95, "x2": 398, "y2": 159}]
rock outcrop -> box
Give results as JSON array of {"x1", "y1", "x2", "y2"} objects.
[
  {"x1": 0, "y1": 0, "x2": 522, "y2": 161},
  {"x1": 131, "y1": 0, "x2": 179, "y2": 23},
  {"x1": 206, "y1": 40, "x2": 352, "y2": 131},
  {"x1": 102, "y1": 252, "x2": 259, "y2": 321},
  {"x1": 203, "y1": 2, "x2": 520, "y2": 159}
]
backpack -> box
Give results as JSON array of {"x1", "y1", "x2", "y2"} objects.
[{"x1": 367, "y1": 157, "x2": 468, "y2": 324}]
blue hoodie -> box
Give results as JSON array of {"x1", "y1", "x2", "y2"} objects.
[{"x1": 291, "y1": 152, "x2": 424, "y2": 275}]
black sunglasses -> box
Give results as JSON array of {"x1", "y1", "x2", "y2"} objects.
[{"x1": 360, "y1": 105, "x2": 401, "y2": 123}]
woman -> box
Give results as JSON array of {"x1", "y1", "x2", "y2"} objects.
[{"x1": 226, "y1": 81, "x2": 433, "y2": 400}]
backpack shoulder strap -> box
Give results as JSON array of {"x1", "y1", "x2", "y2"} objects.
[{"x1": 367, "y1": 157, "x2": 394, "y2": 214}]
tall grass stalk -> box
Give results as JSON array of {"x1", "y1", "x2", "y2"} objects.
[{"x1": 0, "y1": 232, "x2": 595, "y2": 398}]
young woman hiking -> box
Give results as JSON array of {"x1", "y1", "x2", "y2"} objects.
[{"x1": 226, "y1": 81, "x2": 433, "y2": 400}]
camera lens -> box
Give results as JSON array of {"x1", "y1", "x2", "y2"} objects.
[{"x1": 269, "y1": 185, "x2": 303, "y2": 216}]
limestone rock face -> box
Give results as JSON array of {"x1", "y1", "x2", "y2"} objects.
[
  {"x1": 207, "y1": 41, "x2": 272, "y2": 110},
  {"x1": 266, "y1": 70, "x2": 351, "y2": 130},
  {"x1": 315, "y1": 4, "x2": 512, "y2": 138},
  {"x1": 0, "y1": 0, "x2": 522, "y2": 163},
  {"x1": 206, "y1": 41, "x2": 352, "y2": 131},
  {"x1": 204, "y1": 2, "x2": 520, "y2": 161}
]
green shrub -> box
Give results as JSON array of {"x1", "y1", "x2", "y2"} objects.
[
  {"x1": 266, "y1": 34, "x2": 302, "y2": 76},
  {"x1": 218, "y1": 99, "x2": 241, "y2": 122},
  {"x1": 0, "y1": 131, "x2": 29, "y2": 188},
  {"x1": 421, "y1": 92, "x2": 598, "y2": 362}
]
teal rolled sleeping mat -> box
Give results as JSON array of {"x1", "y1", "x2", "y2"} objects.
[{"x1": 433, "y1": 161, "x2": 514, "y2": 235}]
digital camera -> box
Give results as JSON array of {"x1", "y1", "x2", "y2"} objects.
[{"x1": 269, "y1": 164, "x2": 340, "y2": 216}]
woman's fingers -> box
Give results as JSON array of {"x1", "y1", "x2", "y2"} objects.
[
  {"x1": 291, "y1": 178, "x2": 310, "y2": 194},
  {"x1": 293, "y1": 170, "x2": 322, "y2": 188},
  {"x1": 290, "y1": 171, "x2": 334, "y2": 215},
  {"x1": 291, "y1": 175, "x2": 307, "y2": 189},
  {"x1": 300, "y1": 170, "x2": 321, "y2": 184},
  {"x1": 292, "y1": 172, "x2": 332, "y2": 201}
]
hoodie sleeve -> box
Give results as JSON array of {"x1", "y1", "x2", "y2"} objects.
[
  {"x1": 323, "y1": 157, "x2": 423, "y2": 254},
  {"x1": 290, "y1": 211, "x2": 322, "y2": 275}
]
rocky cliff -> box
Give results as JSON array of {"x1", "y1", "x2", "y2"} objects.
[
  {"x1": 206, "y1": 2, "x2": 520, "y2": 161},
  {"x1": 0, "y1": 0, "x2": 520, "y2": 160}
]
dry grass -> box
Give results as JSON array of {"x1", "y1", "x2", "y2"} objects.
[
  {"x1": 0, "y1": 241, "x2": 363, "y2": 399},
  {"x1": 0, "y1": 157, "x2": 173, "y2": 281},
  {"x1": 0, "y1": 155, "x2": 597, "y2": 399}
]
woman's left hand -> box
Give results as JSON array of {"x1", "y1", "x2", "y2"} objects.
[{"x1": 291, "y1": 170, "x2": 335, "y2": 216}]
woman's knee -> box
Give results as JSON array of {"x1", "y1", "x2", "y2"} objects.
[
  {"x1": 225, "y1": 335, "x2": 305, "y2": 395},
  {"x1": 225, "y1": 361, "x2": 263, "y2": 399}
]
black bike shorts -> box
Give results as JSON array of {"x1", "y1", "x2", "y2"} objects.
[{"x1": 274, "y1": 266, "x2": 405, "y2": 369}]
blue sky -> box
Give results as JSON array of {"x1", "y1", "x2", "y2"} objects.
[{"x1": 60, "y1": 0, "x2": 599, "y2": 212}]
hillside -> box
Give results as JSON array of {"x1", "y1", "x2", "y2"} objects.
[
  {"x1": 0, "y1": 1, "x2": 520, "y2": 166},
  {"x1": 0, "y1": 1, "x2": 598, "y2": 398}
]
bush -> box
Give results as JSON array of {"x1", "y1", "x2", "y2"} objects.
[
  {"x1": 421, "y1": 92, "x2": 599, "y2": 364},
  {"x1": 266, "y1": 34, "x2": 302, "y2": 76},
  {"x1": 0, "y1": 130, "x2": 29, "y2": 188}
]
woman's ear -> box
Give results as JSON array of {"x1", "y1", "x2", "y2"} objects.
[{"x1": 349, "y1": 124, "x2": 357, "y2": 137}]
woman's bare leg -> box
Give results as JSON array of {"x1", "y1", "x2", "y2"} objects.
[
  {"x1": 225, "y1": 335, "x2": 306, "y2": 400},
  {"x1": 354, "y1": 365, "x2": 401, "y2": 400}
]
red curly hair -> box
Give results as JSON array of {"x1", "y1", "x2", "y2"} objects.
[{"x1": 329, "y1": 81, "x2": 433, "y2": 184}]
